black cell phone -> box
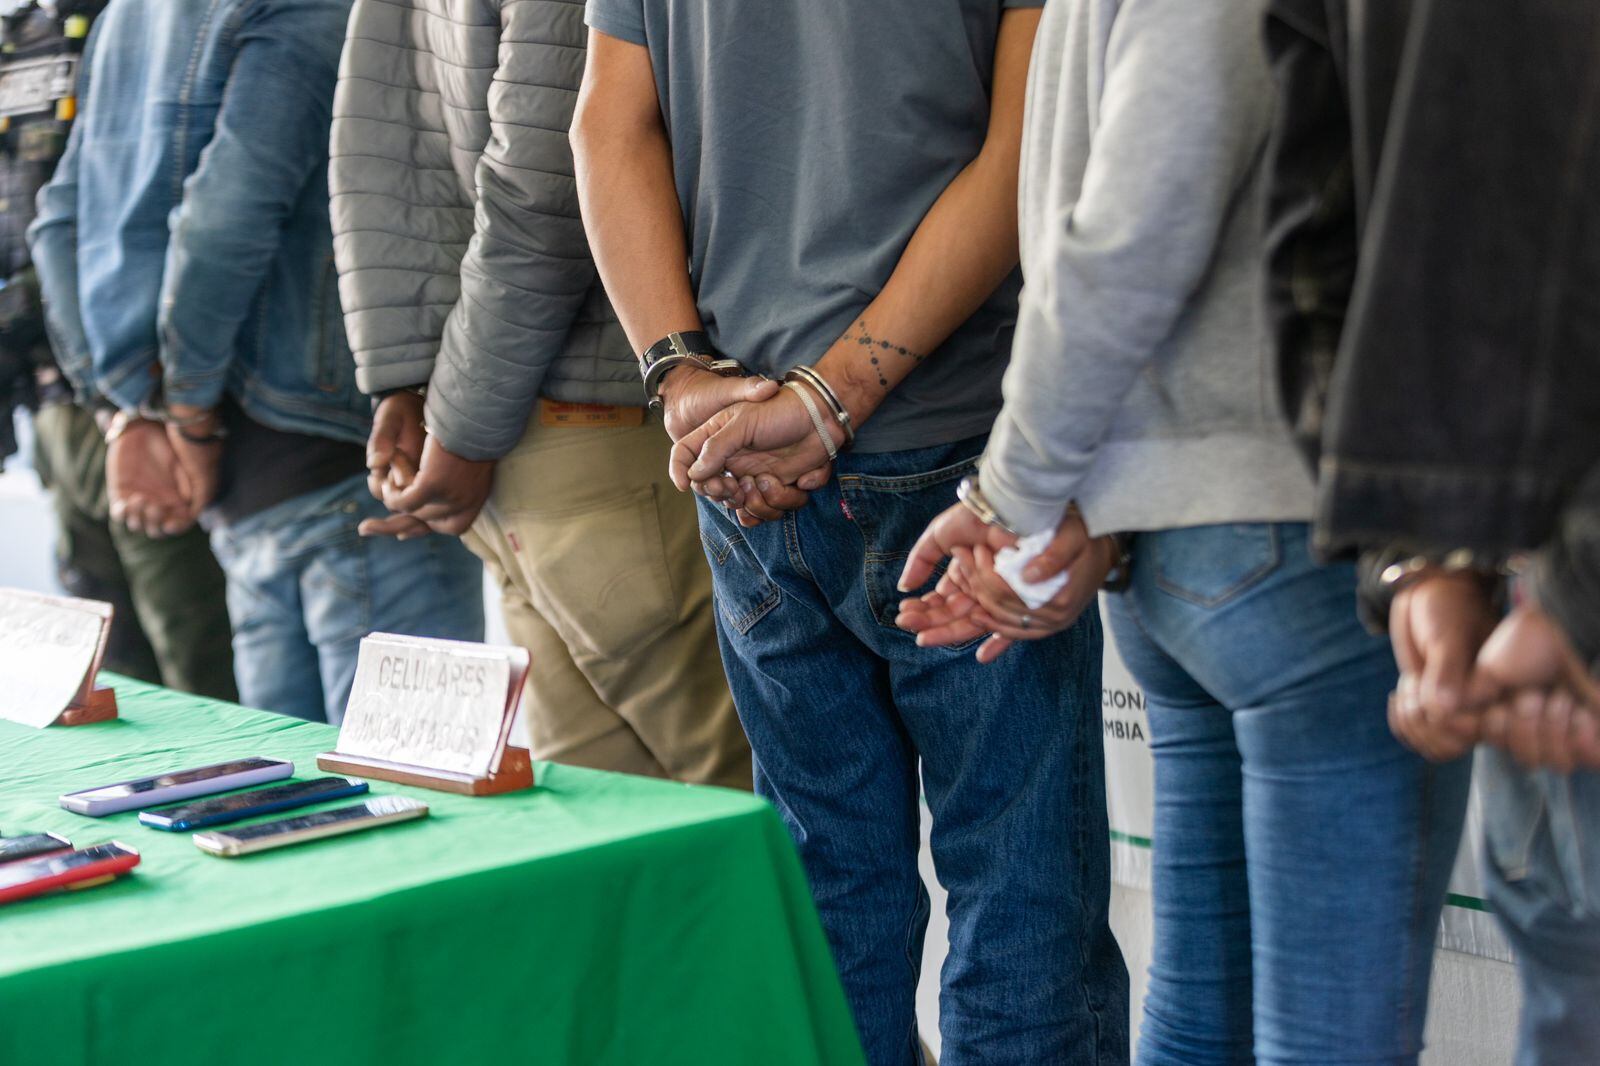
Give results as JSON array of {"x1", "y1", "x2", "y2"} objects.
[
  {"x1": 139, "y1": 777, "x2": 370, "y2": 832},
  {"x1": 0, "y1": 833, "x2": 72, "y2": 865}
]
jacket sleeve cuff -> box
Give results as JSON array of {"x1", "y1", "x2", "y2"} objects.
[
  {"x1": 100, "y1": 359, "x2": 160, "y2": 412},
  {"x1": 161, "y1": 375, "x2": 228, "y2": 412},
  {"x1": 423, "y1": 384, "x2": 524, "y2": 463},
  {"x1": 355, "y1": 356, "x2": 437, "y2": 398},
  {"x1": 977, "y1": 452, "x2": 1070, "y2": 538}
]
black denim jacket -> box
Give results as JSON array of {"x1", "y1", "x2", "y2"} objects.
[
  {"x1": 1264, "y1": 0, "x2": 1600, "y2": 558},
  {"x1": 1264, "y1": 0, "x2": 1600, "y2": 659}
]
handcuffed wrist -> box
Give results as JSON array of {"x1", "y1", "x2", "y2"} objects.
[
  {"x1": 1357, "y1": 546, "x2": 1514, "y2": 634},
  {"x1": 782, "y1": 379, "x2": 842, "y2": 461},
  {"x1": 783, "y1": 366, "x2": 855, "y2": 450},
  {"x1": 970, "y1": 459, "x2": 1068, "y2": 539}
]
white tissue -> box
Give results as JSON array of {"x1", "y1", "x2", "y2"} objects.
[{"x1": 993, "y1": 530, "x2": 1070, "y2": 610}]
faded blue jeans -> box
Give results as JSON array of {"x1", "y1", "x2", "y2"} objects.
[
  {"x1": 210, "y1": 474, "x2": 485, "y2": 723},
  {"x1": 1104, "y1": 523, "x2": 1470, "y2": 1065},
  {"x1": 1479, "y1": 753, "x2": 1600, "y2": 1065},
  {"x1": 698, "y1": 435, "x2": 1128, "y2": 1066}
]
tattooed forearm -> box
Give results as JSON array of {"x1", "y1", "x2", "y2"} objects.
[{"x1": 845, "y1": 318, "x2": 925, "y2": 388}]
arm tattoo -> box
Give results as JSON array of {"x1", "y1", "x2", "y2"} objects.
[{"x1": 846, "y1": 318, "x2": 924, "y2": 388}]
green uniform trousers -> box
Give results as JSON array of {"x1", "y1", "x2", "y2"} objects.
[{"x1": 31, "y1": 403, "x2": 237, "y2": 701}]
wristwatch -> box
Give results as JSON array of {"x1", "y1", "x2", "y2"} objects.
[{"x1": 640, "y1": 331, "x2": 746, "y2": 411}]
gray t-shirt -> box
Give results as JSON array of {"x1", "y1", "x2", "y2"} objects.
[{"x1": 585, "y1": 0, "x2": 1042, "y2": 453}]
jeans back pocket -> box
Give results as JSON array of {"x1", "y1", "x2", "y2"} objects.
[
  {"x1": 698, "y1": 505, "x2": 781, "y2": 635},
  {"x1": 1150, "y1": 524, "x2": 1282, "y2": 609},
  {"x1": 507, "y1": 485, "x2": 681, "y2": 658},
  {"x1": 839, "y1": 453, "x2": 980, "y2": 635}
]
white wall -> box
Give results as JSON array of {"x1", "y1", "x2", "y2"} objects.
[{"x1": 0, "y1": 417, "x2": 61, "y2": 594}]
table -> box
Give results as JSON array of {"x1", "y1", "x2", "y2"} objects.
[{"x1": 0, "y1": 678, "x2": 865, "y2": 1066}]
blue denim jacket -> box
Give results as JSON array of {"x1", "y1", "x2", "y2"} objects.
[{"x1": 28, "y1": 0, "x2": 367, "y2": 443}]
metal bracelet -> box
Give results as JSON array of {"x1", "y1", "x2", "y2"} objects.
[
  {"x1": 643, "y1": 352, "x2": 715, "y2": 411},
  {"x1": 102, "y1": 410, "x2": 145, "y2": 445},
  {"x1": 1102, "y1": 533, "x2": 1135, "y2": 593},
  {"x1": 955, "y1": 475, "x2": 1020, "y2": 536},
  {"x1": 783, "y1": 380, "x2": 838, "y2": 461},
  {"x1": 1378, "y1": 548, "x2": 1509, "y2": 595},
  {"x1": 784, "y1": 366, "x2": 855, "y2": 449}
]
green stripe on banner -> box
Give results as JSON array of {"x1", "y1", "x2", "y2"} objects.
[
  {"x1": 1109, "y1": 830, "x2": 1494, "y2": 914},
  {"x1": 1446, "y1": 892, "x2": 1494, "y2": 913}
]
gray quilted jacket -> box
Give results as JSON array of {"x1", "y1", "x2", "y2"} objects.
[{"x1": 329, "y1": 0, "x2": 637, "y2": 461}]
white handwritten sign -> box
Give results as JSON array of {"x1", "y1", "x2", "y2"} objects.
[
  {"x1": 332, "y1": 634, "x2": 527, "y2": 779},
  {"x1": 0, "y1": 589, "x2": 112, "y2": 728}
]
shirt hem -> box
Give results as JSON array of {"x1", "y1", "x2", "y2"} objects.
[{"x1": 1075, "y1": 433, "x2": 1316, "y2": 537}]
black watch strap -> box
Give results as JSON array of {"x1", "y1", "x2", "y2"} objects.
[
  {"x1": 640, "y1": 331, "x2": 719, "y2": 377},
  {"x1": 641, "y1": 331, "x2": 749, "y2": 410}
]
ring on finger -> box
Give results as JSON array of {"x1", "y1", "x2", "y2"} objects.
[{"x1": 1020, "y1": 612, "x2": 1033, "y2": 631}]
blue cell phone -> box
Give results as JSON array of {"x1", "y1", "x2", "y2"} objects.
[{"x1": 138, "y1": 777, "x2": 369, "y2": 832}]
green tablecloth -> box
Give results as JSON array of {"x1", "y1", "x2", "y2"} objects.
[{"x1": 0, "y1": 678, "x2": 864, "y2": 1066}]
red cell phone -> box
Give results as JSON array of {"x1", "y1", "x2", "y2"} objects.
[{"x1": 0, "y1": 842, "x2": 140, "y2": 904}]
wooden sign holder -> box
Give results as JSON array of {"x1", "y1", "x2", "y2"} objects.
[
  {"x1": 58, "y1": 602, "x2": 117, "y2": 726},
  {"x1": 0, "y1": 588, "x2": 118, "y2": 727},
  {"x1": 57, "y1": 684, "x2": 119, "y2": 727},
  {"x1": 318, "y1": 744, "x2": 533, "y2": 796},
  {"x1": 316, "y1": 634, "x2": 533, "y2": 796},
  {"x1": 54, "y1": 607, "x2": 117, "y2": 726}
]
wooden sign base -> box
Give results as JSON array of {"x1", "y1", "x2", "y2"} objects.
[
  {"x1": 316, "y1": 746, "x2": 534, "y2": 796},
  {"x1": 56, "y1": 684, "x2": 118, "y2": 727}
]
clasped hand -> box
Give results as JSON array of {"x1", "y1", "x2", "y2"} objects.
[
  {"x1": 895, "y1": 504, "x2": 1115, "y2": 663},
  {"x1": 359, "y1": 391, "x2": 494, "y2": 540},
  {"x1": 106, "y1": 406, "x2": 221, "y2": 538},
  {"x1": 1387, "y1": 573, "x2": 1600, "y2": 771},
  {"x1": 661, "y1": 367, "x2": 834, "y2": 528}
]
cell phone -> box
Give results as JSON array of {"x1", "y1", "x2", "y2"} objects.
[
  {"x1": 0, "y1": 842, "x2": 140, "y2": 904},
  {"x1": 60, "y1": 757, "x2": 294, "y2": 817},
  {"x1": 139, "y1": 777, "x2": 370, "y2": 832},
  {"x1": 193, "y1": 796, "x2": 429, "y2": 858},
  {"x1": 0, "y1": 833, "x2": 72, "y2": 864}
]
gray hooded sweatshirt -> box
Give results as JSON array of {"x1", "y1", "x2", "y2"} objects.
[{"x1": 980, "y1": 0, "x2": 1313, "y2": 536}]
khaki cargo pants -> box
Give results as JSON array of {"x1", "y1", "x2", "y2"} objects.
[{"x1": 463, "y1": 403, "x2": 751, "y2": 790}]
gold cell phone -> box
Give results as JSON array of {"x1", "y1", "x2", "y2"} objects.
[{"x1": 192, "y1": 796, "x2": 428, "y2": 857}]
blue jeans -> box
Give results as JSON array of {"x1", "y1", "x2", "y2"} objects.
[
  {"x1": 1479, "y1": 752, "x2": 1600, "y2": 1065},
  {"x1": 210, "y1": 474, "x2": 485, "y2": 723},
  {"x1": 698, "y1": 435, "x2": 1128, "y2": 1066},
  {"x1": 1104, "y1": 524, "x2": 1470, "y2": 1065}
]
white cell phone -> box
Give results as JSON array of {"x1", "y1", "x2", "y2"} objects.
[
  {"x1": 59, "y1": 757, "x2": 294, "y2": 817},
  {"x1": 192, "y1": 796, "x2": 429, "y2": 857}
]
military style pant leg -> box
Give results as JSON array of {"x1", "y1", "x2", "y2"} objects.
[{"x1": 32, "y1": 402, "x2": 236, "y2": 700}]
